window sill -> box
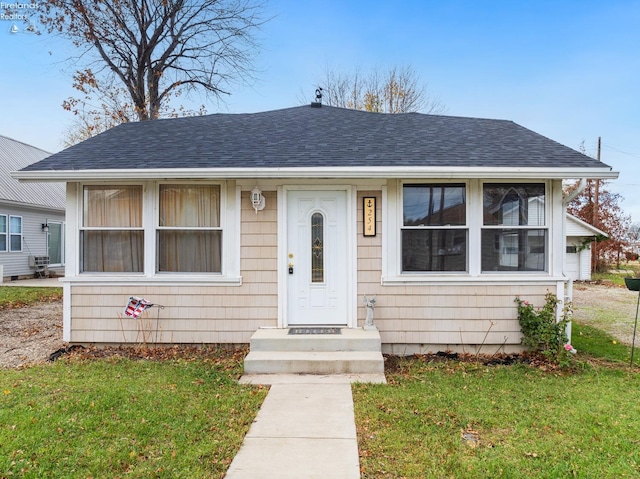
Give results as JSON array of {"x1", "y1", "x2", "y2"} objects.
[
  {"x1": 61, "y1": 275, "x2": 243, "y2": 286},
  {"x1": 381, "y1": 274, "x2": 567, "y2": 286}
]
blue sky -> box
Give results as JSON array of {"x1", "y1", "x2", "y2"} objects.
[{"x1": 2, "y1": 0, "x2": 639, "y2": 222}]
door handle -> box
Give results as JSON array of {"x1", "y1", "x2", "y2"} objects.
[{"x1": 288, "y1": 262, "x2": 294, "y2": 274}]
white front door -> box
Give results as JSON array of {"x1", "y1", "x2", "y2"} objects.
[{"x1": 286, "y1": 190, "x2": 348, "y2": 325}]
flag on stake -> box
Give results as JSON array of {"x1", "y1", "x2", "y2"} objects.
[{"x1": 124, "y1": 297, "x2": 152, "y2": 319}]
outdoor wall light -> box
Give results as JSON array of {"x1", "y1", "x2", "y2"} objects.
[
  {"x1": 250, "y1": 187, "x2": 265, "y2": 214},
  {"x1": 41, "y1": 222, "x2": 49, "y2": 233}
]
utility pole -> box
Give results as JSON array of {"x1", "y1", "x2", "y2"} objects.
[{"x1": 592, "y1": 137, "x2": 601, "y2": 273}]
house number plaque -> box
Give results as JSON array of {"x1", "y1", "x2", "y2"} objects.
[{"x1": 363, "y1": 197, "x2": 376, "y2": 237}]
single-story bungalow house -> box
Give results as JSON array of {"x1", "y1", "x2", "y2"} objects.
[
  {"x1": 13, "y1": 104, "x2": 618, "y2": 370},
  {"x1": 1, "y1": 135, "x2": 65, "y2": 281}
]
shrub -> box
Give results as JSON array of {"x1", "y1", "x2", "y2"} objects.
[{"x1": 515, "y1": 292, "x2": 573, "y2": 366}]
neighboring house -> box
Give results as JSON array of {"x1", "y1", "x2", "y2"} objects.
[
  {"x1": 565, "y1": 213, "x2": 608, "y2": 281},
  {"x1": 1, "y1": 135, "x2": 65, "y2": 281},
  {"x1": 14, "y1": 105, "x2": 618, "y2": 357}
]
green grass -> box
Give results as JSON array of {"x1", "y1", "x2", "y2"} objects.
[
  {"x1": 572, "y1": 321, "x2": 640, "y2": 365},
  {"x1": 354, "y1": 359, "x2": 640, "y2": 478},
  {"x1": 0, "y1": 286, "x2": 63, "y2": 308},
  {"x1": 591, "y1": 272, "x2": 628, "y2": 286},
  {"x1": 592, "y1": 261, "x2": 640, "y2": 286},
  {"x1": 0, "y1": 351, "x2": 267, "y2": 478}
]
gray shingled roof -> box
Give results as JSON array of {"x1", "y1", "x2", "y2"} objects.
[
  {"x1": 20, "y1": 105, "x2": 612, "y2": 172},
  {"x1": 1, "y1": 135, "x2": 65, "y2": 209}
]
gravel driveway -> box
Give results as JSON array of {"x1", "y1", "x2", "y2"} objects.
[{"x1": 571, "y1": 281, "x2": 639, "y2": 345}]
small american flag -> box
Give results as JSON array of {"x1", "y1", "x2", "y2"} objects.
[{"x1": 124, "y1": 297, "x2": 153, "y2": 319}]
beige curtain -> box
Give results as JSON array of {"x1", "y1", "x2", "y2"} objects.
[
  {"x1": 158, "y1": 185, "x2": 222, "y2": 272},
  {"x1": 82, "y1": 186, "x2": 144, "y2": 272},
  {"x1": 84, "y1": 185, "x2": 142, "y2": 227}
]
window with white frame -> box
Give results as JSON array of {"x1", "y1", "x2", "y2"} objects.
[
  {"x1": 481, "y1": 183, "x2": 547, "y2": 272},
  {"x1": 157, "y1": 184, "x2": 222, "y2": 273},
  {"x1": 80, "y1": 185, "x2": 144, "y2": 272},
  {"x1": 0, "y1": 215, "x2": 6, "y2": 252},
  {"x1": 401, "y1": 183, "x2": 468, "y2": 272},
  {"x1": 9, "y1": 216, "x2": 22, "y2": 252}
]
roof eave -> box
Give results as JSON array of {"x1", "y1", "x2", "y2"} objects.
[
  {"x1": 0, "y1": 198, "x2": 65, "y2": 212},
  {"x1": 566, "y1": 213, "x2": 609, "y2": 238},
  {"x1": 12, "y1": 166, "x2": 620, "y2": 182}
]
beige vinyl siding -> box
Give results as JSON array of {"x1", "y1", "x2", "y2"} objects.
[
  {"x1": 373, "y1": 284, "x2": 549, "y2": 346},
  {"x1": 357, "y1": 190, "x2": 384, "y2": 325},
  {"x1": 356, "y1": 190, "x2": 554, "y2": 353},
  {"x1": 68, "y1": 190, "x2": 278, "y2": 344}
]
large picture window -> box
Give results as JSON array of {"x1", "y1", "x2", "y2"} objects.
[
  {"x1": 481, "y1": 183, "x2": 547, "y2": 272},
  {"x1": 401, "y1": 183, "x2": 467, "y2": 272},
  {"x1": 81, "y1": 185, "x2": 144, "y2": 272},
  {"x1": 157, "y1": 184, "x2": 222, "y2": 273},
  {"x1": 0, "y1": 215, "x2": 6, "y2": 252}
]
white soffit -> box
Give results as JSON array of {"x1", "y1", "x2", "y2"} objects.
[{"x1": 12, "y1": 166, "x2": 620, "y2": 182}]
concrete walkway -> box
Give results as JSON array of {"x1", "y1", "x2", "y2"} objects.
[
  {"x1": 1, "y1": 278, "x2": 62, "y2": 287},
  {"x1": 226, "y1": 375, "x2": 368, "y2": 479}
]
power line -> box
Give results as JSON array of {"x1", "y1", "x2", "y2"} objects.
[{"x1": 603, "y1": 144, "x2": 640, "y2": 160}]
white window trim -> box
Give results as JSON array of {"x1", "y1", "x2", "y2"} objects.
[
  {"x1": 0, "y1": 214, "x2": 6, "y2": 252},
  {"x1": 399, "y1": 181, "x2": 470, "y2": 275},
  {"x1": 78, "y1": 184, "x2": 145, "y2": 274},
  {"x1": 9, "y1": 215, "x2": 22, "y2": 252},
  {"x1": 382, "y1": 179, "x2": 559, "y2": 285},
  {"x1": 479, "y1": 181, "x2": 550, "y2": 275},
  {"x1": 157, "y1": 180, "x2": 240, "y2": 281},
  {"x1": 73, "y1": 181, "x2": 241, "y2": 284}
]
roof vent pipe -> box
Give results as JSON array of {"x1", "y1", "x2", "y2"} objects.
[{"x1": 311, "y1": 87, "x2": 323, "y2": 108}]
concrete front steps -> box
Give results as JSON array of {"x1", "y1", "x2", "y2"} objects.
[{"x1": 242, "y1": 328, "x2": 385, "y2": 383}]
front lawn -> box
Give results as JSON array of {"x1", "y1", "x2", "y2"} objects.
[
  {"x1": 0, "y1": 350, "x2": 266, "y2": 479},
  {"x1": 354, "y1": 358, "x2": 640, "y2": 478},
  {"x1": 3, "y1": 289, "x2": 640, "y2": 478}
]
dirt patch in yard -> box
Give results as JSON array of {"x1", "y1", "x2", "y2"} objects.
[{"x1": 0, "y1": 300, "x2": 65, "y2": 369}]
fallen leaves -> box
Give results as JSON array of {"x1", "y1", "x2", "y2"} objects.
[{"x1": 59, "y1": 344, "x2": 249, "y2": 370}]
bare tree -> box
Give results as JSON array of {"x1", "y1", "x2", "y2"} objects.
[
  {"x1": 40, "y1": 0, "x2": 267, "y2": 123},
  {"x1": 315, "y1": 65, "x2": 445, "y2": 114},
  {"x1": 60, "y1": 72, "x2": 206, "y2": 146}
]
